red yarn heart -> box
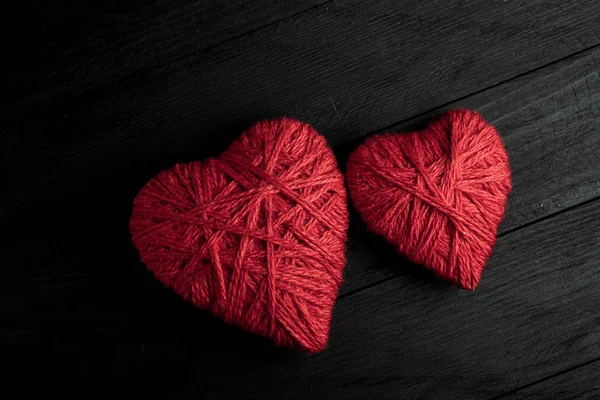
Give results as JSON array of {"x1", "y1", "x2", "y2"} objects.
[
  {"x1": 130, "y1": 118, "x2": 348, "y2": 352},
  {"x1": 346, "y1": 110, "x2": 511, "y2": 290}
]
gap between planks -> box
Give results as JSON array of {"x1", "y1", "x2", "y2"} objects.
[
  {"x1": 488, "y1": 356, "x2": 600, "y2": 400},
  {"x1": 340, "y1": 194, "x2": 600, "y2": 300}
]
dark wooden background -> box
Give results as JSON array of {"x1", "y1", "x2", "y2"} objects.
[{"x1": 2, "y1": 1, "x2": 600, "y2": 398}]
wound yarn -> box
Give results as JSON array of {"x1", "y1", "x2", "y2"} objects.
[
  {"x1": 346, "y1": 109, "x2": 511, "y2": 289},
  {"x1": 130, "y1": 118, "x2": 349, "y2": 352}
]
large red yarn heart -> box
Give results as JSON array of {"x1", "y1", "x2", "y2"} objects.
[
  {"x1": 130, "y1": 118, "x2": 349, "y2": 352},
  {"x1": 346, "y1": 110, "x2": 511, "y2": 289}
]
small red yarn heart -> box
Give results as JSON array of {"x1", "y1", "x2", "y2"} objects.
[
  {"x1": 130, "y1": 118, "x2": 348, "y2": 352},
  {"x1": 346, "y1": 110, "x2": 511, "y2": 290}
]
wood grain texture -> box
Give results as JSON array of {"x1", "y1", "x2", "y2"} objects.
[
  {"x1": 3, "y1": 1, "x2": 600, "y2": 397},
  {"x1": 339, "y1": 46, "x2": 600, "y2": 296},
  {"x1": 171, "y1": 198, "x2": 600, "y2": 399},
  {"x1": 5, "y1": 0, "x2": 324, "y2": 105},
  {"x1": 2, "y1": 52, "x2": 599, "y2": 394},
  {"x1": 498, "y1": 359, "x2": 600, "y2": 399},
  {"x1": 3, "y1": 46, "x2": 598, "y2": 303},
  {"x1": 5, "y1": 0, "x2": 600, "y2": 215}
]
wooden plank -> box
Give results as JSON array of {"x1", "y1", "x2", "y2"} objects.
[
  {"x1": 176, "y1": 198, "x2": 600, "y2": 399},
  {"x1": 3, "y1": 47, "x2": 599, "y2": 297},
  {"x1": 325, "y1": 198, "x2": 600, "y2": 399},
  {"x1": 7, "y1": 195, "x2": 590, "y2": 397},
  {"x1": 2, "y1": 3, "x2": 600, "y2": 396},
  {"x1": 2, "y1": 21, "x2": 599, "y2": 361},
  {"x1": 499, "y1": 359, "x2": 600, "y2": 399},
  {"x1": 338, "y1": 45, "x2": 600, "y2": 295},
  {"x1": 5, "y1": 0, "x2": 600, "y2": 215},
  {"x1": 5, "y1": 0, "x2": 325, "y2": 106},
  {"x1": 3, "y1": 107, "x2": 600, "y2": 397}
]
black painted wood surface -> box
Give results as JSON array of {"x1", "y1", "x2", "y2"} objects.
[
  {"x1": 2, "y1": 1, "x2": 599, "y2": 398},
  {"x1": 501, "y1": 360, "x2": 600, "y2": 400}
]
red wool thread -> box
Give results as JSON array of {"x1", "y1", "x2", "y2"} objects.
[
  {"x1": 130, "y1": 118, "x2": 349, "y2": 352},
  {"x1": 346, "y1": 109, "x2": 511, "y2": 290}
]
